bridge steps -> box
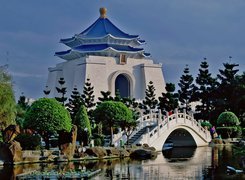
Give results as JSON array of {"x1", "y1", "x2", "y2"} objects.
[{"x1": 127, "y1": 125, "x2": 156, "y2": 145}]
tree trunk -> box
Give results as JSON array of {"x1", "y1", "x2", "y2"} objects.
[
  {"x1": 43, "y1": 132, "x2": 50, "y2": 150},
  {"x1": 98, "y1": 122, "x2": 102, "y2": 136},
  {"x1": 126, "y1": 134, "x2": 130, "y2": 145},
  {"x1": 110, "y1": 126, "x2": 114, "y2": 146}
]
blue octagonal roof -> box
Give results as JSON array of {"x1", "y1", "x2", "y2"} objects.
[{"x1": 79, "y1": 17, "x2": 139, "y2": 39}]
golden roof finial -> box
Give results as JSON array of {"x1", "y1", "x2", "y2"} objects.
[{"x1": 100, "y1": 7, "x2": 107, "y2": 18}]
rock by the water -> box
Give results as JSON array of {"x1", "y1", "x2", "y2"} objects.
[
  {"x1": 0, "y1": 141, "x2": 23, "y2": 163},
  {"x1": 85, "y1": 147, "x2": 107, "y2": 158},
  {"x1": 3, "y1": 125, "x2": 20, "y2": 143},
  {"x1": 130, "y1": 148, "x2": 157, "y2": 160},
  {"x1": 106, "y1": 147, "x2": 129, "y2": 157}
]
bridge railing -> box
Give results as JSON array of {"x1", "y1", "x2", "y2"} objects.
[
  {"x1": 144, "y1": 111, "x2": 211, "y2": 145},
  {"x1": 112, "y1": 112, "x2": 159, "y2": 145},
  {"x1": 113, "y1": 109, "x2": 211, "y2": 146}
]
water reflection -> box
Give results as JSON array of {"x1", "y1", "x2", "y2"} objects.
[
  {"x1": 1, "y1": 146, "x2": 244, "y2": 179},
  {"x1": 162, "y1": 147, "x2": 196, "y2": 160},
  {"x1": 95, "y1": 146, "x2": 244, "y2": 179}
]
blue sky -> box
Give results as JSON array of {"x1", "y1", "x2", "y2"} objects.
[{"x1": 0, "y1": 0, "x2": 244, "y2": 99}]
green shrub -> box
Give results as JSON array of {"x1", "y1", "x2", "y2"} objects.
[
  {"x1": 93, "y1": 134, "x2": 104, "y2": 146},
  {"x1": 15, "y1": 133, "x2": 41, "y2": 150},
  {"x1": 94, "y1": 138, "x2": 101, "y2": 146},
  {"x1": 217, "y1": 111, "x2": 240, "y2": 126},
  {"x1": 216, "y1": 127, "x2": 242, "y2": 139},
  {"x1": 200, "y1": 121, "x2": 212, "y2": 129},
  {"x1": 242, "y1": 128, "x2": 245, "y2": 137}
]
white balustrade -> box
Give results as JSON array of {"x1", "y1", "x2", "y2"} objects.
[{"x1": 113, "y1": 109, "x2": 211, "y2": 147}]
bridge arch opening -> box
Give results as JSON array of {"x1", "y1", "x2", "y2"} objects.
[{"x1": 163, "y1": 128, "x2": 197, "y2": 148}]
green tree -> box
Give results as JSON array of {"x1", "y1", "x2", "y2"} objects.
[
  {"x1": 216, "y1": 111, "x2": 241, "y2": 138},
  {"x1": 15, "y1": 93, "x2": 29, "y2": 128},
  {"x1": 43, "y1": 85, "x2": 51, "y2": 97},
  {"x1": 212, "y1": 62, "x2": 240, "y2": 123},
  {"x1": 15, "y1": 104, "x2": 26, "y2": 129},
  {"x1": 66, "y1": 87, "x2": 83, "y2": 124},
  {"x1": 194, "y1": 60, "x2": 217, "y2": 121},
  {"x1": 74, "y1": 105, "x2": 92, "y2": 146},
  {"x1": 55, "y1": 77, "x2": 67, "y2": 106},
  {"x1": 232, "y1": 73, "x2": 245, "y2": 127},
  {"x1": 82, "y1": 78, "x2": 96, "y2": 110},
  {"x1": 122, "y1": 97, "x2": 140, "y2": 121},
  {"x1": 200, "y1": 121, "x2": 212, "y2": 130},
  {"x1": 119, "y1": 115, "x2": 137, "y2": 145},
  {"x1": 98, "y1": 91, "x2": 113, "y2": 103},
  {"x1": 17, "y1": 93, "x2": 29, "y2": 110},
  {"x1": 217, "y1": 62, "x2": 239, "y2": 110},
  {"x1": 81, "y1": 78, "x2": 96, "y2": 128},
  {"x1": 24, "y1": 98, "x2": 72, "y2": 149},
  {"x1": 0, "y1": 66, "x2": 16, "y2": 138},
  {"x1": 93, "y1": 101, "x2": 133, "y2": 146},
  {"x1": 141, "y1": 81, "x2": 158, "y2": 114},
  {"x1": 178, "y1": 65, "x2": 196, "y2": 112},
  {"x1": 158, "y1": 83, "x2": 178, "y2": 114}
]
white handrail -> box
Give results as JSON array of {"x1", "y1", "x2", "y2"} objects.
[{"x1": 113, "y1": 109, "x2": 211, "y2": 146}]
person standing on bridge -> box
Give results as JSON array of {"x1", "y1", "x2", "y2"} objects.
[{"x1": 210, "y1": 126, "x2": 217, "y2": 139}]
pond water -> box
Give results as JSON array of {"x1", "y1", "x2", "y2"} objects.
[{"x1": 0, "y1": 145, "x2": 244, "y2": 179}]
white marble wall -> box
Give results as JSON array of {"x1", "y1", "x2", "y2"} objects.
[{"x1": 46, "y1": 55, "x2": 166, "y2": 101}]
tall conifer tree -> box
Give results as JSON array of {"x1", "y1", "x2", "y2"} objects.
[
  {"x1": 82, "y1": 79, "x2": 95, "y2": 109},
  {"x1": 66, "y1": 86, "x2": 83, "y2": 124},
  {"x1": 142, "y1": 81, "x2": 158, "y2": 114},
  {"x1": 55, "y1": 77, "x2": 67, "y2": 106},
  {"x1": 158, "y1": 83, "x2": 178, "y2": 114},
  {"x1": 178, "y1": 65, "x2": 195, "y2": 112},
  {"x1": 98, "y1": 91, "x2": 113, "y2": 103},
  {"x1": 194, "y1": 60, "x2": 217, "y2": 121},
  {"x1": 215, "y1": 61, "x2": 239, "y2": 112}
]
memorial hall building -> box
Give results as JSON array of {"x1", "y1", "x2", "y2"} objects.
[{"x1": 46, "y1": 8, "x2": 166, "y2": 101}]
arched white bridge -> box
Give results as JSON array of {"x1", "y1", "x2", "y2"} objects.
[{"x1": 113, "y1": 109, "x2": 212, "y2": 151}]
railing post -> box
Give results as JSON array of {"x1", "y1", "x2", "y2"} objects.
[
  {"x1": 191, "y1": 113, "x2": 194, "y2": 126},
  {"x1": 158, "y1": 111, "x2": 161, "y2": 137},
  {"x1": 140, "y1": 111, "x2": 143, "y2": 129},
  {"x1": 183, "y1": 109, "x2": 186, "y2": 124},
  {"x1": 167, "y1": 112, "x2": 169, "y2": 129},
  {"x1": 147, "y1": 127, "x2": 150, "y2": 144},
  {"x1": 175, "y1": 108, "x2": 178, "y2": 123}
]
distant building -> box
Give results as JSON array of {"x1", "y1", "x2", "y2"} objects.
[{"x1": 46, "y1": 8, "x2": 166, "y2": 101}]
